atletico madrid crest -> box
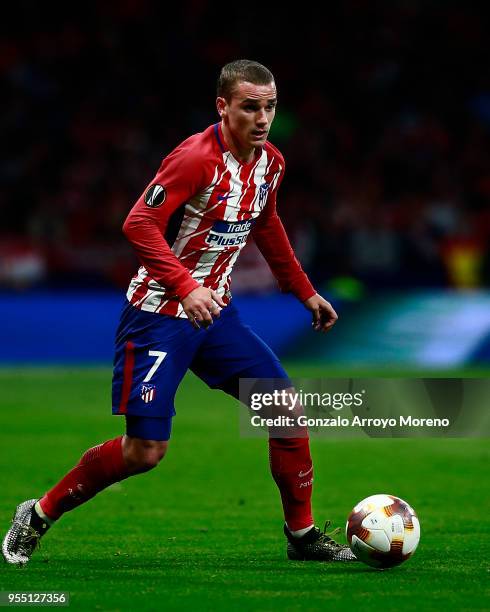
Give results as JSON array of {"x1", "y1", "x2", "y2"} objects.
[
  {"x1": 258, "y1": 182, "x2": 270, "y2": 206},
  {"x1": 140, "y1": 383, "x2": 156, "y2": 403}
]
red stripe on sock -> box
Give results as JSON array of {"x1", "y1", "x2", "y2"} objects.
[{"x1": 118, "y1": 341, "x2": 135, "y2": 414}]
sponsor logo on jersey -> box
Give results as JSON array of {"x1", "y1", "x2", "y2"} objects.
[
  {"x1": 259, "y1": 182, "x2": 270, "y2": 206},
  {"x1": 144, "y1": 184, "x2": 166, "y2": 208},
  {"x1": 140, "y1": 383, "x2": 156, "y2": 403},
  {"x1": 206, "y1": 219, "x2": 254, "y2": 247}
]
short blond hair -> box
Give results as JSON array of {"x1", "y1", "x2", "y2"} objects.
[{"x1": 217, "y1": 60, "x2": 275, "y2": 101}]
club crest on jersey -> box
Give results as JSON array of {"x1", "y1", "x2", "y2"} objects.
[
  {"x1": 206, "y1": 219, "x2": 254, "y2": 247},
  {"x1": 140, "y1": 383, "x2": 156, "y2": 403},
  {"x1": 144, "y1": 184, "x2": 166, "y2": 208},
  {"x1": 258, "y1": 182, "x2": 270, "y2": 207}
]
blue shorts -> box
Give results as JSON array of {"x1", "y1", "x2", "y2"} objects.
[{"x1": 112, "y1": 300, "x2": 290, "y2": 440}]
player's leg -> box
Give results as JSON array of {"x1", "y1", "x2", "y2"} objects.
[
  {"x1": 2, "y1": 303, "x2": 201, "y2": 565},
  {"x1": 190, "y1": 303, "x2": 314, "y2": 530},
  {"x1": 39, "y1": 421, "x2": 172, "y2": 522},
  {"x1": 1, "y1": 425, "x2": 170, "y2": 565},
  {"x1": 191, "y1": 302, "x2": 356, "y2": 561}
]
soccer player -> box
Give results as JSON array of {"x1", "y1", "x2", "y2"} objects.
[{"x1": 2, "y1": 60, "x2": 356, "y2": 564}]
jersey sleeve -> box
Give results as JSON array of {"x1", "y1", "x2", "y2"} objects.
[
  {"x1": 122, "y1": 146, "x2": 206, "y2": 300},
  {"x1": 251, "y1": 159, "x2": 316, "y2": 303}
]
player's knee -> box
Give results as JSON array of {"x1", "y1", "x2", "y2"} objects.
[
  {"x1": 140, "y1": 442, "x2": 167, "y2": 471},
  {"x1": 123, "y1": 437, "x2": 168, "y2": 473}
]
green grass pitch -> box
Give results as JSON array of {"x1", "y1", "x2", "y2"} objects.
[{"x1": 0, "y1": 367, "x2": 489, "y2": 611}]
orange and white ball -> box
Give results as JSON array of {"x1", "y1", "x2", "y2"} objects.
[{"x1": 346, "y1": 494, "x2": 420, "y2": 569}]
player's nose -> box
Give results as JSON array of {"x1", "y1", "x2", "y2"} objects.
[{"x1": 256, "y1": 108, "x2": 268, "y2": 126}]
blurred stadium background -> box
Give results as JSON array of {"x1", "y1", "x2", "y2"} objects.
[{"x1": 1, "y1": 1, "x2": 489, "y2": 368}]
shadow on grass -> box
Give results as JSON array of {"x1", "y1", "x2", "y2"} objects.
[{"x1": 20, "y1": 556, "x2": 378, "y2": 576}]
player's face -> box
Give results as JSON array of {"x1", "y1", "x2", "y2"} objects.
[{"x1": 218, "y1": 81, "x2": 277, "y2": 152}]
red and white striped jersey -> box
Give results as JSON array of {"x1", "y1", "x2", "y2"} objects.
[{"x1": 123, "y1": 122, "x2": 315, "y2": 318}]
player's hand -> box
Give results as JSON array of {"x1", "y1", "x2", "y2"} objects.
[
  {"x1": 181, "y1": 287, "x2": 226, "y2": 330},
  {"x1": 303, "y1": 293, "x2": 338, "y2": 333}
]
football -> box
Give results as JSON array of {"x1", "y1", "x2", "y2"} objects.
[{"x1": 346, "y1": 494, "x2": 420, "y2": 569}]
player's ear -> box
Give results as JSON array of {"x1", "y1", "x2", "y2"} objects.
[{"x1": 216, "y1": 97, "x2": 227, "y2": 118}]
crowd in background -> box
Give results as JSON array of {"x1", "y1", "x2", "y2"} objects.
[{"x1": 1, "y1": 1, "x2": 489, "y2": 292}]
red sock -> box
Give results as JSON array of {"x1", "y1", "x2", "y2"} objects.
[
  {"x1": 39, "y1": 436, "x2": 129, "y2": 520},
  {"x1": 269, "y1": 437, "x2": 314, "y2": 531}
]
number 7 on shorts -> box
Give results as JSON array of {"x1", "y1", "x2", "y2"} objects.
[{"x1": 143, "y1": 351, "x2": 167, "y2": 382}]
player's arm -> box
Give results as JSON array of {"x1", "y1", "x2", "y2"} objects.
[
  {"x1": 251, "y1": 163, "x2": 337, "y2": 333},
  {"x1": 122, "y1": 149, "x2": 225, "y2": 327}
]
